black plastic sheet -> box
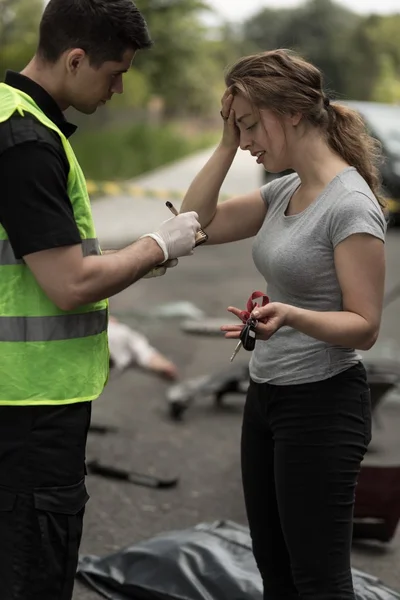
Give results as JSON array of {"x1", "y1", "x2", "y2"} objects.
[{"x1": 77, "y1": 520, "x2": 400, "y2": 600}]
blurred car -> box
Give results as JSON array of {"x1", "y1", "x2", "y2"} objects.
[{"x1": 262, "y1": 101, "x2": 400, "y2": 224}]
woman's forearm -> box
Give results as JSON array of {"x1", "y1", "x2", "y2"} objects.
[
  {"x1": 285, "y1": 306, "x2": 380, "y2": 351},
  {"x1": 180, "y1": 143, "x2": 238, "y2": 227}
]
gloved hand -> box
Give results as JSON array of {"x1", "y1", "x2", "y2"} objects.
[
  {"x1": 141, "y1": 211, "x2": 200, "y2": 262},
  {"x1": 143, "y1": 258, "x2": 178, "y2": 279}
]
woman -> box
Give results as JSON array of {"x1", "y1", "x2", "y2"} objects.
[{"x1": 180, "y1": 49, "x2": 386, "y2": 599}]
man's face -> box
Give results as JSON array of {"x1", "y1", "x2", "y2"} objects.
[{"x1": 65, "y1": 48, "x2": 136, "y2": 114}]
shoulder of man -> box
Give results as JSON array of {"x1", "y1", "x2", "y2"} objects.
[{"x1": 0, "y1": 112, "x2": 64, "y2": 158}]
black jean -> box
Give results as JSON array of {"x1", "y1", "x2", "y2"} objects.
[
  {"x1": 0, "y1": 402, "x2": 92, "y2": 600},
  {"x1": 241, "y1": 362, "x2": 371, "y2": 600}
]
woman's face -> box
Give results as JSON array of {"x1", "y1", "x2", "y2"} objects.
[{"x1": 231, "y1": 93, "x2": 294, "y2": 173}]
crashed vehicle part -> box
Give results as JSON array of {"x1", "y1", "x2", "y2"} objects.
[{"x1": 166, "y1": 360, "x2": 400, "y2": 421}]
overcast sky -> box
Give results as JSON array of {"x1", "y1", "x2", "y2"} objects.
[{"x1": 203, "y1": 0, "x2": 400, "y2": 24}]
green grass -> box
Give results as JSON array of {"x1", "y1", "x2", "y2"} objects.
[{"x1": 71, "y1": 122, "x2": 218, "y2": 182}]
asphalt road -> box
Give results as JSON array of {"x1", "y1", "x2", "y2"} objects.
[{"x1": 73, "y1": 151, "x2": 400, "y2": 599}]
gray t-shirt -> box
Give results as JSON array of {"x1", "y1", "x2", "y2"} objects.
[{"x1": 250, "y1": 167, "x2": 386, "y2": 385}]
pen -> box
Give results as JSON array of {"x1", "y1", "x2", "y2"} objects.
[
  {"x1": 165, "y1": 201, "x2": 209, "y2": 247},
  {"x1": 166, "y1": 201, "x2": 179, "y2": 217}
]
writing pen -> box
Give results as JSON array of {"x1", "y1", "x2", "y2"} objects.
[
  {"x1": 165, "y1": 201, "x2": 208, "y2": 247},
  {"x1": 166, "y1": 201, "x2": 179, "y2": 216}
]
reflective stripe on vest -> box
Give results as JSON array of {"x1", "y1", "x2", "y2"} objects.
[
  {"x1": 0, "y1": 309, "x2": 107, "y2": 342},
  {"x1": 0, "y1": 238, "x2": 100, "y2": 265}
]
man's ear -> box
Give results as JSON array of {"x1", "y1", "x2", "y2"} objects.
[{"x1": 65, "y1": 49, "x2": 87, "y2": 75}]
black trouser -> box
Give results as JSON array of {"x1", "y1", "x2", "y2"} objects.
[
  {"x1": 241, "y1": 363, "x2": 371, "y2": 600},
  {"x1": 0, "y1": 402, "x2": 92, "y2": 600}
]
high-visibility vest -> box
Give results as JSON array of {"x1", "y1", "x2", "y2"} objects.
[{"x1": 0, "y1": 83, "x2": 109, "y2": 405}]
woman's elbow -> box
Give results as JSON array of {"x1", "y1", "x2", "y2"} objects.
[{"x1": 358, "y1": 326, "x2": 380, "y2": 351}]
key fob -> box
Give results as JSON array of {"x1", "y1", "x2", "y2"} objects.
[{"x1": 240, "y1": 317, "x2": 258, "y2": 351}]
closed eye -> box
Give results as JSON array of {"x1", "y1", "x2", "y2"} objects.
[{"x1": 246, "y1": 123, "x2": 257, "y2": 131}]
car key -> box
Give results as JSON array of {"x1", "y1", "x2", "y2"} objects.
[
  {"x1": 228, "y1": 290, "x2": 268, "y2": 363},
  {"x1": 230, "y1": 340, "x2": 242, "y2": 362},
  {"x1": 230, "y1": 317, "x2": 258, "y2": 362},
  {"x1": 240, "y1": 317, "x2": 258, "y2": 351}
]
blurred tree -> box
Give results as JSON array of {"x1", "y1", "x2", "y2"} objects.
[
  {"x1": 0, "y1": 0, "x2": 14, "y2": 45},
  {"x1": 134, "y1": 0, "x2": 225, "y2": 115},
  {"x1": 243, "y1": 0, "x2": 360, "y2": 96},
  {"x1": 204, "y1": 23, "x2": 248, "y2": 102},
  {"x1": 371, "y1": 54, "x2": 400, "y2": 104},
  {"x1": 243, "y1": 0, "x2": 400, "y2": 104},
  {"x1": 342, "y1": 15, "x2": 380, "y2": 100},
  {"x1": 344, "y1": 14, "x2": 400, "y2": 101},
  {"x1": 0, "y1": 0, "x2": 43, "y2": 77},
  {"x1": 364, "y1": 14, "x2": 400, "y2": 104},
  {"x1": 366, "y1": 14, "x2": 400, "y2": 67},
  {"x1": 285, "y1": 0, "x2": 359, "y2": 94},
  {"x1": 243, "y1": 6, "x2": 294, "y2": 52},
  {"x1": 109, "y1": 69, "x2": 151, "y2": 109},
  {"x1": 210, "y1": 22, "x2": 248, "y2": 70}
]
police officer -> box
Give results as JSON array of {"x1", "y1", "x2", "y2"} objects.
[{"x1": 0, "y1": 1, "x2": 200, "y2": 598}]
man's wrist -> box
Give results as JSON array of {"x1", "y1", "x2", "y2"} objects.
[{"x1": 138, "y1": 234, "x2": 167, "y2": 263}]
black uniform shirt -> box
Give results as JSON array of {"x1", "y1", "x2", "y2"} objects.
[{"x1": 0, "y1": 71, "x2": 82, "y2": 259}]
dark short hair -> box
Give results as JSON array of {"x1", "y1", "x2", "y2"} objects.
[{"x1": 37, "y1": 0, "x2": 153, "y2": 66}]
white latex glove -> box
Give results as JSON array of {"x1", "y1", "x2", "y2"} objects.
[
  {"x1": 141, "y1": 211, "x2": 200, "y2": 261},
  {"x1": 143, "y1": 258, "x2": 178, "y2": 279}
]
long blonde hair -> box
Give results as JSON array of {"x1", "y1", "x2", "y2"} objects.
[{"x1": 225, "y1": 49, "x2": 385, "y2": 208}]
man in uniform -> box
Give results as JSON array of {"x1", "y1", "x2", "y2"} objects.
[{"x1": 0, "y1": 1, "x2": 200, "y2": 598}]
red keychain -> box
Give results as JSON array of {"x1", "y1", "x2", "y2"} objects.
[
  {"x1": 230, "y1": 292, "x2": 269, "y2": 362},
  {"x1": 239, "y1": 291, "x2": 269, "y2": 323}
]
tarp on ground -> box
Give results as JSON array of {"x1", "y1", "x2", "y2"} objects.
[{"x1": 77, "y1": 520, "x2": 400, "y2": 600}]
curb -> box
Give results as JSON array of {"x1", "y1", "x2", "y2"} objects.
[{"x1": 87, "y1": 180, "x2": 230, "y2": 202}]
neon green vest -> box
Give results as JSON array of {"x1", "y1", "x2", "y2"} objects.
[{"x1": 0, "y1": 83, "x2": 109, "y2": 405}]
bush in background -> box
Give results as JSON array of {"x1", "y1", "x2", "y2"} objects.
[{"x1": 71, "y1": 122, "x2": 218, "y2": 182}]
